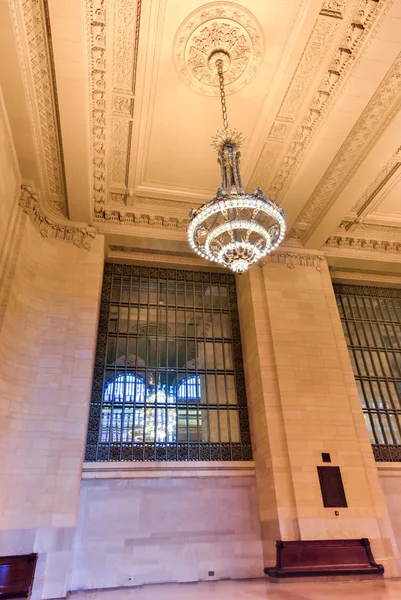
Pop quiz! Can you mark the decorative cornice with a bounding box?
[9,0,68,218]
[325,234,401,257]
[94,208,189,230]
[294,51,401,239]
[259,251,325,270]
[252,0,390,200]
[19,186,96,250]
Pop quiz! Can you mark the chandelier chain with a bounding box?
[216,59,228,130]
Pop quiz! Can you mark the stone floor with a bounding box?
[71,578,401,600]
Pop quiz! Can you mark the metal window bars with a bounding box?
[85,264,252,461]
[333,284,401,461]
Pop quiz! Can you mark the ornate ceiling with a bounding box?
[0,0,401,272]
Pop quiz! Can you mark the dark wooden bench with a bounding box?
[0,554,37,598]
[264,539,384,580]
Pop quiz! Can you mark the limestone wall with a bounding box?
[379,467,401,571]
[237,258,400,576]
[70,474,263,590]
[0,218,104,599]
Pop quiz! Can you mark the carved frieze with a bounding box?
[19,186,96,250]
[9,0,67,217]
[259,252,325,270]
[325,235,401,255]
[86,0,142,218]
[173,3,263,96]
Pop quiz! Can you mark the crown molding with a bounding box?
[19,185,96,250]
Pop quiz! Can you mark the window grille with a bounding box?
[85,264,252,461]
[334,283,401,462]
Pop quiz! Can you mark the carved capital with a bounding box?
[19,186,96,250]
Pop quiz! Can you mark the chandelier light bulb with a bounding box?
[188,52,286,273]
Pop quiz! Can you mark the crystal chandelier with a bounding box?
[188,51,286,274]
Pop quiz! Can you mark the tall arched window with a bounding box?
[87,264,251,462]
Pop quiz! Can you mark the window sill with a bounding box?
[376,462,401,476]
[82,460,255,479]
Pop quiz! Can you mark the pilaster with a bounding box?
[237,250,400,576]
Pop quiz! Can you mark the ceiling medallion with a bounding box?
[174,2,263,96]
[188,53,286,274]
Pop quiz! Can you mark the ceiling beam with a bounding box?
[48,0,91,222]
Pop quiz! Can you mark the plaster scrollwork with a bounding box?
[86,0,142,218]
[9,0,67,218]
[252,0,387,200]
[109,192,127,205]
[87,0,107,215]
[19,186,96,250]
[112,0,141,93]
[277,17,338,122]
[112,95,134,117]
[295,53,401,235]
[109,117,132,186]
[173,3,263,96]
[259,252,325,270]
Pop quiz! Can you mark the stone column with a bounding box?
[237,250,400,576]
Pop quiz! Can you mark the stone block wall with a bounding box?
[70,474,263,590]
[237,257,400,576]
[0,217,104,599]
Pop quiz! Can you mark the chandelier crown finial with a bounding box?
[188,51,286,274]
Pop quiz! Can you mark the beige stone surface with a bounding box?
[0,214,104,598]
[237,256,400,577]
[70,476,263,590]
[379,466,401,572]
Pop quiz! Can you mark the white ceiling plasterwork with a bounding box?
[173,2,263,97]
[293,51,401,239]
[19,186,96,249]
[250,0,391,202]
[8,0,68,218]
[1,0,401,274]
[86,0,142,221]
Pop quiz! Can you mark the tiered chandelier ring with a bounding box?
[188,50,286,273]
